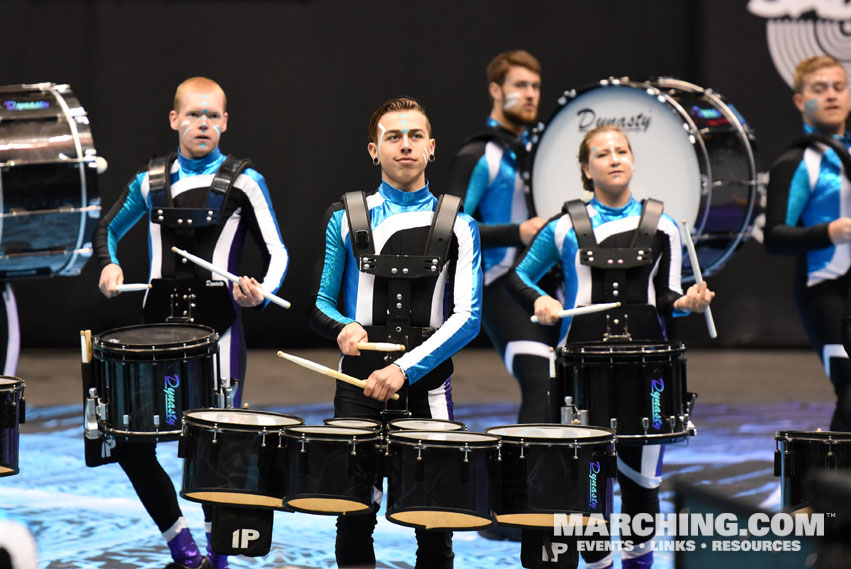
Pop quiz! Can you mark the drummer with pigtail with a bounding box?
[308,96,483,568]
[92,77,288,569]
[506,124,713,569]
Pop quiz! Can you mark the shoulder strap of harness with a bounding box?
[148,153,177,207]
[425,194,462,261]
[342,191,374,256]
[210,156,253,198]
[631,198,664,249]
[461,126,528,160]
[565,199,597,250]
[786,133,851,183]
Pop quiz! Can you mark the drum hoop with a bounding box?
[93,323,219,354]
[561,341,685,357]
[485,423,615,444]
[323,418,383,430]
[0,376,24,391]
[103,426,183,437]
[284,426,380,442]
[775,430,851,442]
[388,418,466,431]
[388,430,499,448]
[183,410,304,432]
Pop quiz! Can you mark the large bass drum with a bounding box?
[0,83,102,279]
[528,77,759,278]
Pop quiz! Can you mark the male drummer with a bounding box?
[764,56,851,431]
[93,77,288,569]
[308,96,482,568]
[445,50,559,424]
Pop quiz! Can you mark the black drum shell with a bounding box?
[486,425,616,528]
[180,409,303,509]
[0,377,24,477]
[559,342,690,444]
[93,324,219,441]
[385,431,498,531]
[775,430,851,510]
[281,426,380,516]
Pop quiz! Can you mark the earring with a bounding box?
[428,154,436,163]
[372,157,380,166]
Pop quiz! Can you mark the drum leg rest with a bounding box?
[209,505,273,557]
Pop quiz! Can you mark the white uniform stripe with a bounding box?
[162,517,189,541]
[503,340,551,373]
[484,141,504,186]
[231,175,288,289]
[427,380,451,420]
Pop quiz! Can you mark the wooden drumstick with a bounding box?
[115,283,151,293]
[171,246,291,309]
[679,220,718,339]
[356,342,406,352]
[530,302,621,324]
[276,350,400,401]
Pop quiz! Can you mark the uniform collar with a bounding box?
[590,194,637,215]
[177,147,223,172]
[378,180,432,205]
[803,123,851,146]
[486,117,530,146]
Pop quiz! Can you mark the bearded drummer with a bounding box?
[507,125,713,569]
[445,50,560,425]
[93,77,288,569]
[764,56,851,432]
[308,96,482,568]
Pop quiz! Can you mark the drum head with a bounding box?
[530,81,702,226]
[96,323,216,349]
[0,377,23,390]
[486,424,613,441]
[323,418,382,430]
[388,418,465,432]
[184,409,303,429]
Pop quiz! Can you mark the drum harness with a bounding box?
[783,133,851,183]
[342,190,460,413]
[143,154,252,333]
[564,198,665,342]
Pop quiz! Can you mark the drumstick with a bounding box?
[276,350,400,401]
[115,283,151,293]
[171,246,291,309]
[679,220,718,339]
[356,342,406,352]
[530,302,621,324]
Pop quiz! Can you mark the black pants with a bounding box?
[333,381,454,569]
[117,442,213,533]
[520,444,663,569]
[482,275,561,423]
[797,267,851,431]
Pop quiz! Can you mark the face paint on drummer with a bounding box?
[376,123,387,159]
[503,91,521,111]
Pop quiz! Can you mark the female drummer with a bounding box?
[507,125,713,569]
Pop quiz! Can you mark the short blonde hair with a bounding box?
[793,56,846,93]
[173,77,227,112]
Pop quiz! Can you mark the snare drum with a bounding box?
[485,424,616,528]
[92,323,219,441]
[0,377,25,477]
[528,77,758,278]
[282,425,381,515]
[387,418,466,432]
[385,430,499,531]
[559,342,695,444]
[0,83,102,279]
[180,409,303,508]
[775,431,851,509]
[323,417,382,432]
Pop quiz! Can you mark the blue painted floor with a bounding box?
[0,400,832,568]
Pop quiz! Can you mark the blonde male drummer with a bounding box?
[309,96,482,568]
[507,125,712,569]
[92,77,288,569]
[764,55,851,432]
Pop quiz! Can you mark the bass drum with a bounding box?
[528,77,759,278]
[0,83,102,279]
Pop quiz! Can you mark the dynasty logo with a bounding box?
[589,461,601,510]
[650,378,665,430]
[163,375,181,426]
[575,108,652,133]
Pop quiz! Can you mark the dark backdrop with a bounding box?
[0,0,824,349]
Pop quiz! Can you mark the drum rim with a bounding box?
[284,425,381,440]
[323,417,383,430]
[0,376,24,390]
[183,409,304,430]
[387,417,466,431]
[388,430,499,447]
[559,341,685,356]
[485,423,616,443]
[775,430,851,441]
[93,323,218,353]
